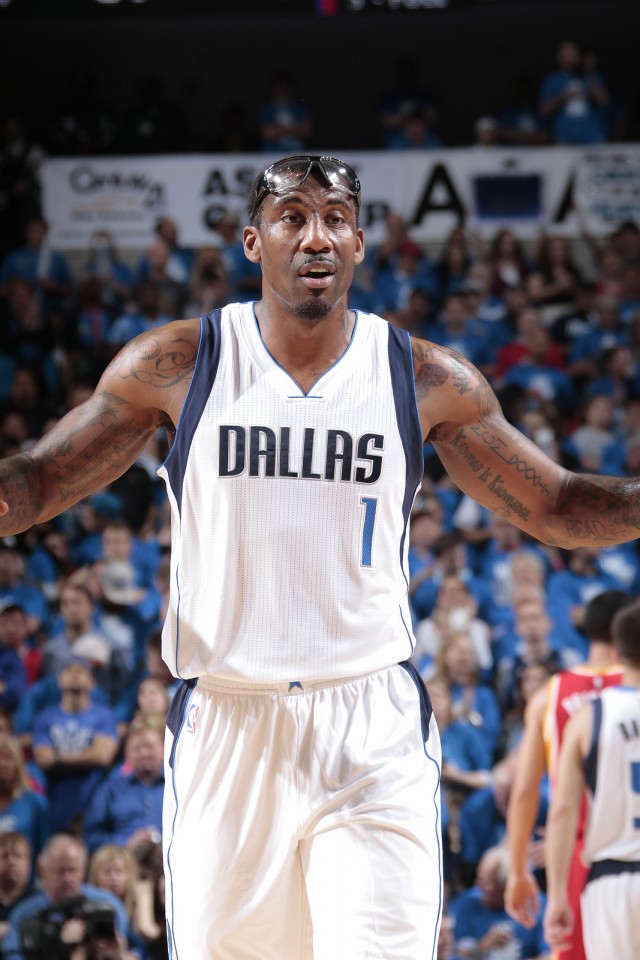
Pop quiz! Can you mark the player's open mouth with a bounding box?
[299,264,335,288]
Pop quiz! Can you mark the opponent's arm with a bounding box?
[412,339,640,548]
[543,705,591,953]
[504,684,548,927]
[0,319,199,536]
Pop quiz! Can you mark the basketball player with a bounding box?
[504,589,630,960]
[544,599,640,959]
[0,156,640,958]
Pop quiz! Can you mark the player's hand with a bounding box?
[505,870,540,928]
[544,896,574,953]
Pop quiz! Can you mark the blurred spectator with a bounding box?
[31,660,119,834]
[0,117,44,259]
[0,605,27,714]
[434,631,501,760]
[448,845,549,958]
[0,735,48,862]
[388,109,442,150]
[258,71,312,153]
[435,228,474,297]
[134,240,189,319]
[118,75,187,154]
[482,228,532,296]
[81,230,134,318]
[430,293,494,374]
[539,39,609,145]
[563,392,617,473]
[527,233,583,323]
[495,305,565,382]
[0,216,72,312]
[210,210,262,302]
[0,280,58,401]
[472,116,499,148]
[0,602,39,689]
[0,832,33,952]
[494,598,566,709]
[41,582,110,682]
[183,246,231,317]
[2,834,129,960]
[46,70,118,157]
[371,239,438,316]
[129,679,170,737]
[413,575,492,680]
[137,217,193,292]
[411,531,491,625]
[546,547,621,660]
[89,844,149,958]
[24,525,74,608]
[107,281,174,350]
[376,55,439,148]
[498,74,549,147]
[84,723,164,856]
[0,546,48,637]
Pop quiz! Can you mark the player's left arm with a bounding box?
[411,339,640,548]
[542,705,591,952]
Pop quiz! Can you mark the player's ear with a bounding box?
[354,228,365,267]
[243,226,261,264]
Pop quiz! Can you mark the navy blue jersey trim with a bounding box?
[587,858,640,883]
[164,310,223,516]
[167,678,198,765]
[584,696,602,796]
[400,660,433,743]
[387,325,424,576]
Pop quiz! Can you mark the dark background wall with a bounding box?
[2,0,639,150]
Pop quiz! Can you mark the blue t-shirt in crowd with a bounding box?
[449,886,548,958]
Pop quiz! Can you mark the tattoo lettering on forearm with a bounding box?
[565,519,608,539]
[450,429,484,473]
[0,456,41,530]
[485,473,531,520]
[115,337,197,388]
[469,422,551,496]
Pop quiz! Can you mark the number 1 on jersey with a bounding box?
[360,497,378,567]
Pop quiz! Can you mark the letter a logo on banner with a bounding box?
[412,163,465,226]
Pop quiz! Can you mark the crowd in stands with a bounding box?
[0,34,639,960]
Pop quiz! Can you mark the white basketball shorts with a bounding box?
[581,869,640,960]
[163,662,443,960]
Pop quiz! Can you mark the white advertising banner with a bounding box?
[40,146,639,250]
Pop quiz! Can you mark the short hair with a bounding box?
[612,600,640,666]
[0,831,31,857]
[583,590,634,642]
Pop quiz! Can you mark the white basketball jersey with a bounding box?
[583,686,640,865]
[157,303,424,682]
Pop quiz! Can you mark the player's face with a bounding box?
[244,176,364,321]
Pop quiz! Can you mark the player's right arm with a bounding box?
[543,704,591,954]
[504,683,549,928]
[0,318,200,536]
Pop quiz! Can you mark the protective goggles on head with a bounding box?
[249,155,361,220]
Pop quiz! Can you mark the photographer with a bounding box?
[2,835,129,960]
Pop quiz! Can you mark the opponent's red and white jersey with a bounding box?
[583,685,640,865]
[543,665,622,836]
[157,304,424,682]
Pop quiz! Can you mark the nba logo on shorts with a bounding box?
[186,703,200,734]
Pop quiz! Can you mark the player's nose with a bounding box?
[299,213,332,253]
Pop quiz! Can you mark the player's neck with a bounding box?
[622,665,640,688]
[254,300,356,389]
[585,640,619,669]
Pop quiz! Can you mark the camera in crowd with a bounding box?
[19,896,117,960]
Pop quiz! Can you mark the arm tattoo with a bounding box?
[411,340,450,399]
[0,455,40,531]
[111,336,197,388]
[556,472,640,542]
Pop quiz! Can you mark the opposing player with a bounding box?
[504,589,630,959]
[1,155,640,957]
[544,599,640,959]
